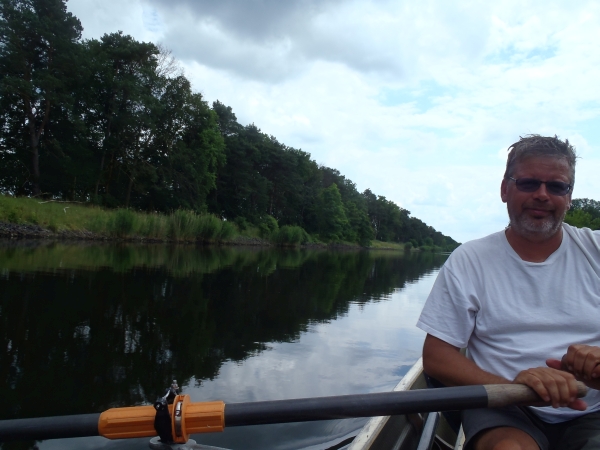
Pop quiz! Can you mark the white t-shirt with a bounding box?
[416,223,600,423]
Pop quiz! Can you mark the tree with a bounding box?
[344,200,374,246]
[152,88,225,211]
[209,122,270,221]
[0,0,82,196]
[81,32,160,205]
[316,184,349,241]
[565,198,600,230]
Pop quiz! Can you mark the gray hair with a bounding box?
[504,135,577,185]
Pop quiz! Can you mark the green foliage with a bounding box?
[0,195,238,243]
[564,210,595,229]
[0,0,83,196]
[109,209,137,238]
[272,225,310,246]
[5,206,22,224]
[316,184,349,242]
[218,220,236,241]
[167,210,195,240]
[234,216,250,231]
[258,215,279,238]
[166,210,232,242]
[196,214,222,241]
[138,214,168,239]
[344,200,374,246]
[565,198,600,230]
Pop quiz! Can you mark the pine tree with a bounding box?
[0,0,82,196]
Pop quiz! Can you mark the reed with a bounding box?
[108,209,137,238]
[196,213,222,241]
[272,225,310,246]
[217,220,236,241]
[0,195,238,243]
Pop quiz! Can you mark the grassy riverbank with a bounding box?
[0,195,322,246]
[0,195,431,250]
[0,195,238,243]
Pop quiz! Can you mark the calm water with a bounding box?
[0,242,448,450]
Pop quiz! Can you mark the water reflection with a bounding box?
[0,242,448,450]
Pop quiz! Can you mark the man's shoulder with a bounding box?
[444,230,507,271]
[563,223,600,253]
[563,222,600,239]
[450,230,506,258]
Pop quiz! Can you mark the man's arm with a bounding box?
[422,334,508,386]
[423,334,586,410]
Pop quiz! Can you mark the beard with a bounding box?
[507,203,567,241]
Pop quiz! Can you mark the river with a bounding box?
[0,242,449,450]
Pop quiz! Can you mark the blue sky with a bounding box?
[68,0,600,243]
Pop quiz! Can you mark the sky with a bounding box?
[67,0,600,243]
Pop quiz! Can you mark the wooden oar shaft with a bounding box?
[485,382,588,408]
[0,382,587,442]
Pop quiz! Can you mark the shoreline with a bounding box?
[0,221,409,251]
[0,221,274,246]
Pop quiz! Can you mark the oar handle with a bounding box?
[485,381,588,408]
[0,382,588,442]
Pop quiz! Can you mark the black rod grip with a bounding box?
[0,413,101,442]
[224,385,489,426]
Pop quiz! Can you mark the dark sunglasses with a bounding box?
[507,177,572,196]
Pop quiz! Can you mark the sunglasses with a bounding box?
[507,177,572,196]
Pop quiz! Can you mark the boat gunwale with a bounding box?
[347,358,424,450]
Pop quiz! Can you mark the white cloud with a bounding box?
[68,0,600,242]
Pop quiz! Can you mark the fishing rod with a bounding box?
[0,381,587,443]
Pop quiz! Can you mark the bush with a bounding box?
[258,215,279,238]
[139,213,168,239]
[218,220,236,241]
[6,208,22,224]
[109,209,136,238]
[196,214,221,241]
[272,225,309,246]
[234,216,250,231]
[26,211,39,225]
[168,210,199,240]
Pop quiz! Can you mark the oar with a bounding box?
[0,382,587,443]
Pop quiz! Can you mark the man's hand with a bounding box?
[546,344,600,391]
[513,367,587,410]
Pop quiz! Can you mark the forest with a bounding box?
[565,198,600,230]
[0,0,459,249]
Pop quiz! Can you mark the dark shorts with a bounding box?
[462,407,600,450]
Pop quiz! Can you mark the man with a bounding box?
[417,135,600,450]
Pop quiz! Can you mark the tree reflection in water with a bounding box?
[0,243,448,449]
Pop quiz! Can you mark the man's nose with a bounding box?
[532,183,550,199]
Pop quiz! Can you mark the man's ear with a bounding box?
[500,178,508,203]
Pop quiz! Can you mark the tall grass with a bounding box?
[272,225,310,246]
[0,194,238,243]
[138,213,168,239]
[109,209,137,238]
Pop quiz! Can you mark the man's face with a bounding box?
[500,156,572,241]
